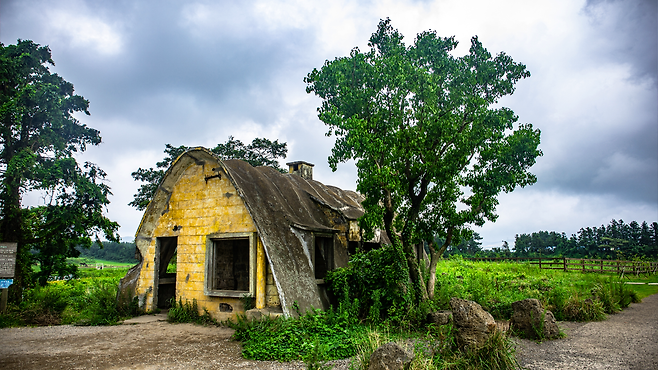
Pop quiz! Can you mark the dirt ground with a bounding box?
[1,294,656,370]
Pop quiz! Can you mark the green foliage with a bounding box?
[325,243,416,324]
[167,298,218,326]
[0,267,136,327]
[229,309,364,362]
[306,18,541,300]
[129,137,288,210]
[0,40,119,295]
[432,257,642,322]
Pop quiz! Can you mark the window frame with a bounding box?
[204,232,257,297]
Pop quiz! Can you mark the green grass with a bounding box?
[167,298,218,326]
[68,257,138,268]
[433,257,644,321]
[0,267,139,328]
[230,310,519,370]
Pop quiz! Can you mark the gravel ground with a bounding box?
[515,292,658,370]
[1,294,656,370]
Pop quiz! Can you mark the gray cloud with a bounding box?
[2,0,656,242]
[584,0,658,85]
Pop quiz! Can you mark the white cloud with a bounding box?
[46,8,123,56]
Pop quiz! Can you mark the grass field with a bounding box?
[67,257,138,268]
[432,257,653,321]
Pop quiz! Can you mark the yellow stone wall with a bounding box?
[134,162,276,318]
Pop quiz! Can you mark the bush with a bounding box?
[230,308,363,362]
[0,267,134,328]
[325,243,417,325]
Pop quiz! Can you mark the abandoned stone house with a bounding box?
[118,147,386,319]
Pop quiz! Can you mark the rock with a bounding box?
[368,342,412,370]
[450,297,497,351]
[510,298,560,340]
[427,310,452,325]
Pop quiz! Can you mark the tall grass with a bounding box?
[0,267,139,328]
[433,256,642,322]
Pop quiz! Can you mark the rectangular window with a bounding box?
[314,234,334,280]
[205,232,256,297]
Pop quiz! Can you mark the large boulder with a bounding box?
[368,342,412,370]
[449,297,497,351]
[427,310,452,326]
[510,298,560,340]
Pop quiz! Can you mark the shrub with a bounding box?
[229,308,363,362]
[0,267,134,328]
[325,243,415,324]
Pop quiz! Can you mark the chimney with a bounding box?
[287,161,314,180]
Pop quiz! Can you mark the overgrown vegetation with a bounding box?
[0,267,138,328]
[229,247,649,369]
[432,256,641,322]
[230,307,520,369]
[167,298,217,326]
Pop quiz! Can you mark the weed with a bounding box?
[240,294,256,311]
[167,298,218,326]
[229,308,363,362]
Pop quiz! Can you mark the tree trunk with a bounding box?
[381,190,428,302]
[427,228,453,300]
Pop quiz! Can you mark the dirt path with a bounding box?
[0,317,310,370]
[515,293,658,369]
[1,295,656,369]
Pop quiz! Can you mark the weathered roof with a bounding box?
[219,158,365,316]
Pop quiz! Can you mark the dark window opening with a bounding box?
[314,236,334,280]
[212,238,250,291]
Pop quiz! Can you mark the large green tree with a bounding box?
[0,40,118,291]
[130,137,287,210]
[305,19,542,300]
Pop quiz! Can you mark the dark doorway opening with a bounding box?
[156,237,177,309]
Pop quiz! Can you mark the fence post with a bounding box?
[601,259,603,273]
[563,257,566,272]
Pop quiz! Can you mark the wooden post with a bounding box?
[563,257,567,272]
[601,259,603,273]
[0,288,7,313]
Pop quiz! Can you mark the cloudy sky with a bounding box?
[2,0,656,248]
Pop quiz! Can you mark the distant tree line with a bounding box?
[513,219,658,259]
[76,241,137,263]
[440,219,658,260]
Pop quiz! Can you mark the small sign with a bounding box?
[0,243,18,278]
[0,279,13,289]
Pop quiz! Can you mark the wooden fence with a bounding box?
[465,257,658,276]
